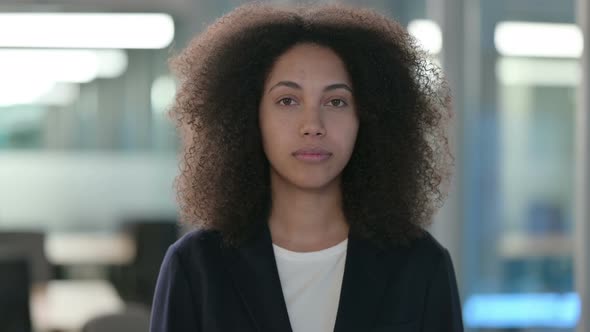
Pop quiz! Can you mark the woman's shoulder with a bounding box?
[406,230,457,278]
[381,229,454,271]
[407,230,449,257]
[165,228,225,267]
[175,227,223,247]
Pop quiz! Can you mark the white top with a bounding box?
[272,239,348,332]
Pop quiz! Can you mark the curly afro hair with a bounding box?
[170,2,453,248]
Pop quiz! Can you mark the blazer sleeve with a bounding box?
[150,244,200,332]
[420,249,464,332]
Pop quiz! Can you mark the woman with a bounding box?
[151,2,462,332]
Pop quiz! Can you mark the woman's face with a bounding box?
[259,43,359,191]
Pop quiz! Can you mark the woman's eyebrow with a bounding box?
[268,81,301,93]
[324,83,353,93]
[267,80,353,93]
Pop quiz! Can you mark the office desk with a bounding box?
[31,280,125,332]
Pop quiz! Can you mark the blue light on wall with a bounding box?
[463,292,580,328]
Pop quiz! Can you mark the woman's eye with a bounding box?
[278,97,297,106]
[327,99,347,107]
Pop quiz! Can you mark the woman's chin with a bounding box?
[286,174,341,192]
[269,167,341,192]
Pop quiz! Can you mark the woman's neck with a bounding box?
[267,173,349,252]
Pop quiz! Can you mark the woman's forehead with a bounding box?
[264,43,352,88]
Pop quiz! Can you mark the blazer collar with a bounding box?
[333,230,406,332]
[222,223,406,332]
[222,223,292,332]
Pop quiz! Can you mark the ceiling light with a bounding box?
[0,49,127,83]
[151,76,177,114]
[408,19,442,54]
[0,79,56,107]
[0,13,174,49]
[495,22,583,58]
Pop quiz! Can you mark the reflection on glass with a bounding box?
[465,53,578,330]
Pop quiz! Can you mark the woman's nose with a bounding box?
[299,108,326,137]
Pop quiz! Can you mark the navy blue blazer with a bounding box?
[150,223,463,332]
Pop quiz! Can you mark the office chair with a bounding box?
[0,231,52,282]
[81,303,150,332]
[111,219,179,306]
[0,258,32,332]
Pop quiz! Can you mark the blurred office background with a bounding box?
[0,0,588,331]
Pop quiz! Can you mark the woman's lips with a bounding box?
[292,148,332,163]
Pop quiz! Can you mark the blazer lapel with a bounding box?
[333,232,407,332]
[222,223,293,332]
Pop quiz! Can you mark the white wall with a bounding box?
[0,151,178,230]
